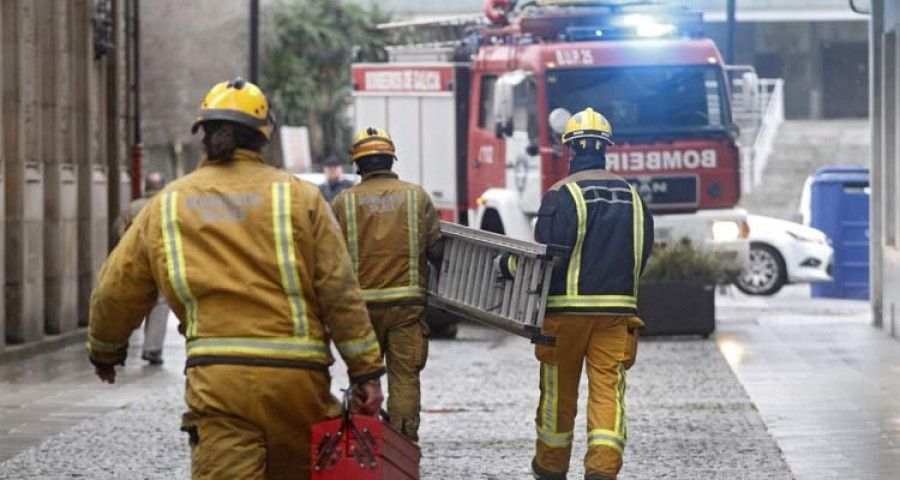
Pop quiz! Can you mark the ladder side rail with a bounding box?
[428,295,535,339]
[438,221,550,258]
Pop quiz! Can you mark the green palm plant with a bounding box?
[262,0,390,162]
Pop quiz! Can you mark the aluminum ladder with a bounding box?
[428,222,567,345]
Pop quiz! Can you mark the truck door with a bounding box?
[496,72,542,214]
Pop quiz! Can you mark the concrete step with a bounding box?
[739,120,871,220]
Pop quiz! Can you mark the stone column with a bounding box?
[3,0,46,345]
[0,3,5,351]
[74,0,109,327]
[44,0,80,335]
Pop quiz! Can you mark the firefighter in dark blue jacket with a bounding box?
[530,108,654,480]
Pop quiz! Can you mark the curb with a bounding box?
[0,329,87,364]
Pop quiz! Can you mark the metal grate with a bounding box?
[428,222,568,345]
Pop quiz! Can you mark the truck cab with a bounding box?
[470,7,750,271]
[352,2,753,273]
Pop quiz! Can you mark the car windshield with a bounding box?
[546,66,730,138]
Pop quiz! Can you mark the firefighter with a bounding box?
[87,78,385,480]
[332,127,443,443]
[531,108,654,480]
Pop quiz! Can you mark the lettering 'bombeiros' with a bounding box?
[606,149,718,172]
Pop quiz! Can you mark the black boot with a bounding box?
[141,351,164,365]
[532,458,567,480]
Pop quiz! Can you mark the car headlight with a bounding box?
[786,230,827,245]
[712,221,742,242]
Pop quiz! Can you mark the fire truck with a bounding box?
[351,0,754,271]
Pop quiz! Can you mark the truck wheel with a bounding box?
[426,306,460,340]
[736,243,786,296]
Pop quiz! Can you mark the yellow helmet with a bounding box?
[561,108,614,146]
[191,78,275,139]
[350,127,396,161]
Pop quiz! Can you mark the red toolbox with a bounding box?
[311,409,420,479]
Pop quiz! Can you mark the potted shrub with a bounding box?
[638,239,734,338]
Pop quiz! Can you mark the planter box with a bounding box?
[637,282,716,337]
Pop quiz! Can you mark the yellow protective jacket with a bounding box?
[88,150,385,383]
[332,171,442,307]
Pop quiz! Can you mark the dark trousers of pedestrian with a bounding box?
[142,297,169,361]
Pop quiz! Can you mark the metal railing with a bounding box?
[731,77,785,193]
[428,222,567,345]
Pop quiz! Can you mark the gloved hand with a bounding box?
[353,380,384,416]
[95,364,117,384]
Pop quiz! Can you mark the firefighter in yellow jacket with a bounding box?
[87,78,385,480]
[531,109,654,480]
[332,127,442,442]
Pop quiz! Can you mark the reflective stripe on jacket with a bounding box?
[536,169,654,315]
[332,171,442,307]
[88,149,385,383]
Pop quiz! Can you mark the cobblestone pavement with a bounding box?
[0,316,791,479]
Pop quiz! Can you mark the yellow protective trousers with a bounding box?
[369,305,429,442]
[182,364,341,480]
[532,314,643,480]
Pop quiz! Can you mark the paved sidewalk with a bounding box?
[1,318,790,479]
[717,286,900,480]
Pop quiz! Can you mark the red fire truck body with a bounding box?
[351,2,750,270]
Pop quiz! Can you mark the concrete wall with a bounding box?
[872,0,900,338]
[707,21,869,119]
[1,0,132,349]
[140,0,249,180]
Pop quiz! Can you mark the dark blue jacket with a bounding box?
[535,158,654,315]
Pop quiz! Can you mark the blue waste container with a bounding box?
[810,166,869,300]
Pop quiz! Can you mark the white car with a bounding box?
[736,215,833,296]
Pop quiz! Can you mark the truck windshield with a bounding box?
[546,66,730,139]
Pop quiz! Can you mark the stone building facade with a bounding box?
[1,0,134,350]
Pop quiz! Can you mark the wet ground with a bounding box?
[717,286,900,480]
[0,285,895,479]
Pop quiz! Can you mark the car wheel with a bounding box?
[736,243,787,296]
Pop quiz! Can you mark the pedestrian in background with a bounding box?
[113,172,170,365]
[87,78,385,480]
[333,127,443,443]
[318,154,354,202]
[530,108,654,480]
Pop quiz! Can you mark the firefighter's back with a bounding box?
[335,172,432,305]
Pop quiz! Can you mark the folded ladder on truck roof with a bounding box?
[428,222,568,346]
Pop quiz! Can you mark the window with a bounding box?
[512,78,539,142]
[546,66,730,139]
[479,75,498,130]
